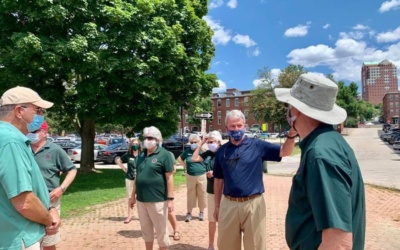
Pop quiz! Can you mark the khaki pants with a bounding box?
[217,195,266,250]
[186,174,207,212]
[137,201,169,247]
[42,199,61,247]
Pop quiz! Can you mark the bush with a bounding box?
[345,117,358,128]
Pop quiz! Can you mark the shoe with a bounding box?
[185,213,192,222]
[199,212,204,221]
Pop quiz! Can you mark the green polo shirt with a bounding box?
[0,122,50,249]
[120,153,137,180]
[136,146,174,202]
[33,141,76,191]
[180,148,206,176]
[200,150,216,194]
[285,124,366,250]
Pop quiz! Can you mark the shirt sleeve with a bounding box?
[260,140,282,162]
[180,149,188,161]
[56,146,76,172]
[120,153,129,163]
[163,150,174,173]
[0,143,33,198]
[213,146,224,179]
[306,157,353,232]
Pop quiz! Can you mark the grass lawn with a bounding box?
[61,168,187,218]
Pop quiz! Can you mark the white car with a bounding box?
[393,141,400,151]
[68,144,107,162]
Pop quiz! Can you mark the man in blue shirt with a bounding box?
[0,86,60,250]
[213,109,296,250]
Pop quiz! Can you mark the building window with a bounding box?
[244,109,249,119]
[209,125,213,131]
[226,99,230,107]
[217,99,221,108]
[235,98,239,107]
[244,97,249,106]
[218,118,221,125]
[217,111,221,117]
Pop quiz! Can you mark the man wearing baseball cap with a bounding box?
[0,86,60,250]
[274,73,366,250]
[30,121,77,250]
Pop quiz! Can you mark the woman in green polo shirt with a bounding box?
[116,138,142,224]
[177,134,207,222]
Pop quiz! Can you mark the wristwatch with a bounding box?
[167,197,174,201]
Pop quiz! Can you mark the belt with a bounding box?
[224,194,261,202]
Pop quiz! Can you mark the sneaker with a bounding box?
[199,212,204,221]
[185,213,192,222]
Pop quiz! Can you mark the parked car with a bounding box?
[54,141,80,153]
[96,143,129,164]
[244,131,256,138]
[54,137,73,143]
[162,139,191,159]
[269,132,279,138]
[382,123,391,133]
[68,144,108,162]
[107,137,128,145]
[393,141,400,151]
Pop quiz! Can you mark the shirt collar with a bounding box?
[299,123,335,150]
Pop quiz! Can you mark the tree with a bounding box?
[0,0,217,172]
[249,65,307,131]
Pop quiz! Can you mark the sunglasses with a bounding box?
[144,136,156,140]
[190,141,199,144]
[21,105,46,114]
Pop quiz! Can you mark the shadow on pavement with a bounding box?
[102,216,139,222]
[117,230,142,238]
[170,244,207,250]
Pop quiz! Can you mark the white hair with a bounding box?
[189,133,200,142]
[225,109,245,124]
[143,126,163,141]
[207,131,222,143]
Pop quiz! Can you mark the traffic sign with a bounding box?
[194,112,213,119]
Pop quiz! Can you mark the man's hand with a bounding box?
[45,208,61,235]
[49,188,63,202]
[130,197,136,208]
[206,171,213,178]
[214,206,219,222]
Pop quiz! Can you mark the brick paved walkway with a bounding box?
[57,175,400,250]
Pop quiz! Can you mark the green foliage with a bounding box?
[344,117,358,128]
[249,65,307,127]
[0,0,217,171]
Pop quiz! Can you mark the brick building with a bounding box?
[361,59,398,105]
[182,88,278,133]
[382,92,400,125]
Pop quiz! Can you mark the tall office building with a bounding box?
[361,59,398,105]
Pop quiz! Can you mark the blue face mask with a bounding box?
[26,115,45,132]
[227,129,245,141]
[27,132,40,144]
[190,144,198,150]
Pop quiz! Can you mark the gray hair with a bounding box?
[143,126,163,141]
[225,109,246,125]
[189,133,200,142]
[0,104,16,119]
[207,131,222,143]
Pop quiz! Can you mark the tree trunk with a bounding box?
[79,119,96,173]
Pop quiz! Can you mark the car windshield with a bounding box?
[105,143,122,150]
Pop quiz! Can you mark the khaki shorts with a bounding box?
[207,193,215,222]
[125,178,135,199]
[42,199,61,247]
[137,201,169,247]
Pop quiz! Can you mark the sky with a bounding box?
[206,0,400,93]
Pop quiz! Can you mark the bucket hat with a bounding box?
[274,73,347,125]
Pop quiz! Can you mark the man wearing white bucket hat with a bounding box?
[274,73,366,250]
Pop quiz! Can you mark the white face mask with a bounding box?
[144,139,157,149]
[190,144,198,150]
[27,133,40,144]
[207,143,219,152]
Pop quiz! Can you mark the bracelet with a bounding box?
[167,197,174,201]
[48,206,56,211]
[287,135,297,139]
[60,185,66,193]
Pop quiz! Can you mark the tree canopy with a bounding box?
[0,0,217,172]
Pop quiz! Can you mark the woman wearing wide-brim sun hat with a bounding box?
[274,73,366,250]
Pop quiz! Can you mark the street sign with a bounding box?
[194,112,213,119]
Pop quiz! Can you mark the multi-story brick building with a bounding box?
[182,88,278,133]
[382,92,400,124]
[361,59,398,105]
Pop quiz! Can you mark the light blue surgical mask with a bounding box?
[23,114,45,132]
[190,144,198,150]
[27,132,40,144]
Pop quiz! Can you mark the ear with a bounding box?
[14,105,24,119]
[290,106,301,116]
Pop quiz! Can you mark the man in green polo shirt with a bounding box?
[275,73,366,250]
[0,86,60,250]
[130,126,174,250]
[30,121,77,250]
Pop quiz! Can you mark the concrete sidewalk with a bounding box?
[57,174,400,250]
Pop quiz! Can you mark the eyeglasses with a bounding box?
[21,105,46,115]
[223,146,241,171]
[143,136,156,140]
[190,141,199,144]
